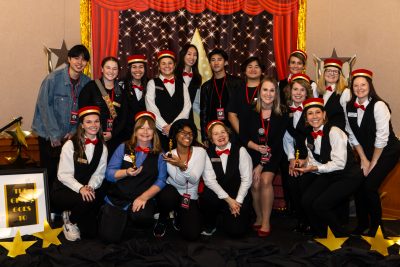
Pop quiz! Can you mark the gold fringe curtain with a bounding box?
[80,0,92,77]
[297,0,306,52]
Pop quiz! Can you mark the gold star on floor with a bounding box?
[362,226,395,256]
[50,40,69,68]
[314,227,348,251]
[32,220,63,248]
[0,230,36,258]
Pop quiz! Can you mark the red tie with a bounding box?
[216,148,230,156]
[163,78,175,84]
[135,146,150,154]
[290,106,303,112]
[311,130,324,139]
[183,72,193,78]
[85,138,98,145]
[354,102,366,111]
[132,84,144,91]
[326,86,333,92]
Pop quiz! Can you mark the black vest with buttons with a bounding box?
[287,112,309,159]
[323,92,346,130]
[154,78,184,124]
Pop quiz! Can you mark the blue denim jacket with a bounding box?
[32,66,90,142]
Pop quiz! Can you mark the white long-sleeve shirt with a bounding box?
[57,140,108,193]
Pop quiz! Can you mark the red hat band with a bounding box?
[127,54,147,64]
[324,58,343,70]
[78,106,100,118]
[303,98,324,110]
[134,111,156,122]
[351,69,373,80]
[290,73,311,84]
[290,49,307,60]
[206,120,225,133]
[157,50,176,61]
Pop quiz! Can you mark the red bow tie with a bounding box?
[132,84,144,91]
[85,138,98,145]
[183,72,193,78]
[216,148,230,156]
[135,146,150,154]
[326,86,333,92]
[290,106,303,112]
[163,78,175,84]
[311,130,324,139]
[354,102,366,111]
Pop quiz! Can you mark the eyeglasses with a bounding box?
[325,69,340,75]
[179,130,193,137]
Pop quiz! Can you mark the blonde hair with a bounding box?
[207,122,232,142]
[255,76,282,115]
[126,117,162,154]
[317,68,348,95]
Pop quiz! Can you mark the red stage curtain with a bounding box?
[92,0,298,79]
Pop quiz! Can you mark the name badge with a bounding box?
[216,108,225,120]
[155,86,164,91]
[347,112,357,118]
[211,158,222,162]
[113,101,121,108]
[123,154,133,163]
[77,158,88,164]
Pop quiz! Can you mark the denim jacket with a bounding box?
[32,66,90,142]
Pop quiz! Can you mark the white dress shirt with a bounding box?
[202,143,253,204]
[283,103,303,159]
[57,139,108,193]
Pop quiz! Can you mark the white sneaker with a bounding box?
[63,222,81,241]
[62,211,71,225]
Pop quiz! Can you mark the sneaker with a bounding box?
[153,220,167,238]
[201,227,216,236]
[62,210,71,225]
[63,222,81,241]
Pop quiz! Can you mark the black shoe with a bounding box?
[351,226,369,236]
[153,220,167,238]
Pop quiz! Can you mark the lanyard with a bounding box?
[213,76,227,108]
[246,84,259,104]
[260,112,271,144]
[68,68,80,108]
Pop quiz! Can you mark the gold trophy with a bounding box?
[167,139,173,158]
[295,149,300,168]
[130,151,137,170]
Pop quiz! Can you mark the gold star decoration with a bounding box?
[362,226,395,256]
[0,230,36,258]
[50,40,69,68]
[32,220,63,248]
[314,227,348,251]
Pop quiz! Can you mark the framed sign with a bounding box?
[0,169,49,239]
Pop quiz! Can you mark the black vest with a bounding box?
[154,78,184,123]
[306,124,355,171]
[206,144,242,197]
[323,92,346,131]
[346,98,399,159]
[287,112,309,159]
[107,146,159,208]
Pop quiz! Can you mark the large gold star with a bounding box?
[362,226,395,256]
[32,220,63,248]
[0,230,36,258]
[314,227,348,251]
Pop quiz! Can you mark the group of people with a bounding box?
[32,44,400,243]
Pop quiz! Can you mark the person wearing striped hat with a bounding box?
[346,69,400,236]
[51,106,108,241]
[316,58,351,130]
[294,98,363,238]
[120,54,148,140]
[145,50,192,152]
[99,111,167,243]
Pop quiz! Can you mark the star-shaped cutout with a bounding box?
[32,220,63,248]
[362,226,395,256]
[0,230,36,258]
[50,40,69,68]
[320,48,352,63]
[314,227,348,251]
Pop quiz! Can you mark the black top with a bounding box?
[226,81,256,118]
[323,92,346,131]
[154,78,184,124]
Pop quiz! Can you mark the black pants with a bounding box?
[301,167,363,237]
[98,200,156,243]
[288,172,315,225]
[51,185,103,238]
[355,152,400,234]
[38,136,61,196]
[157,184,202,241]
[200,187,250,237]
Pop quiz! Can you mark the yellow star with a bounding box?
[32,220,63,248]
[362,226,395,256]
[314,227,348,251]
[0,230,36,258]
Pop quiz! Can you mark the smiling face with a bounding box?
[324,67,340,85]
[210,124,229,148]
[352,77,370,103]
[68,55,88,76]
[306,107,326,130]
[135,120,154,145]
[245,60,262,80]
[176,126,193,148]
[184,47,198,68]
[291,82,307,105]
[101,60,119,82]
[82,114,100,139]
[260,81,276,106]
[130,63,145,82]
[159,57,175,78]
[288,56,305,75]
